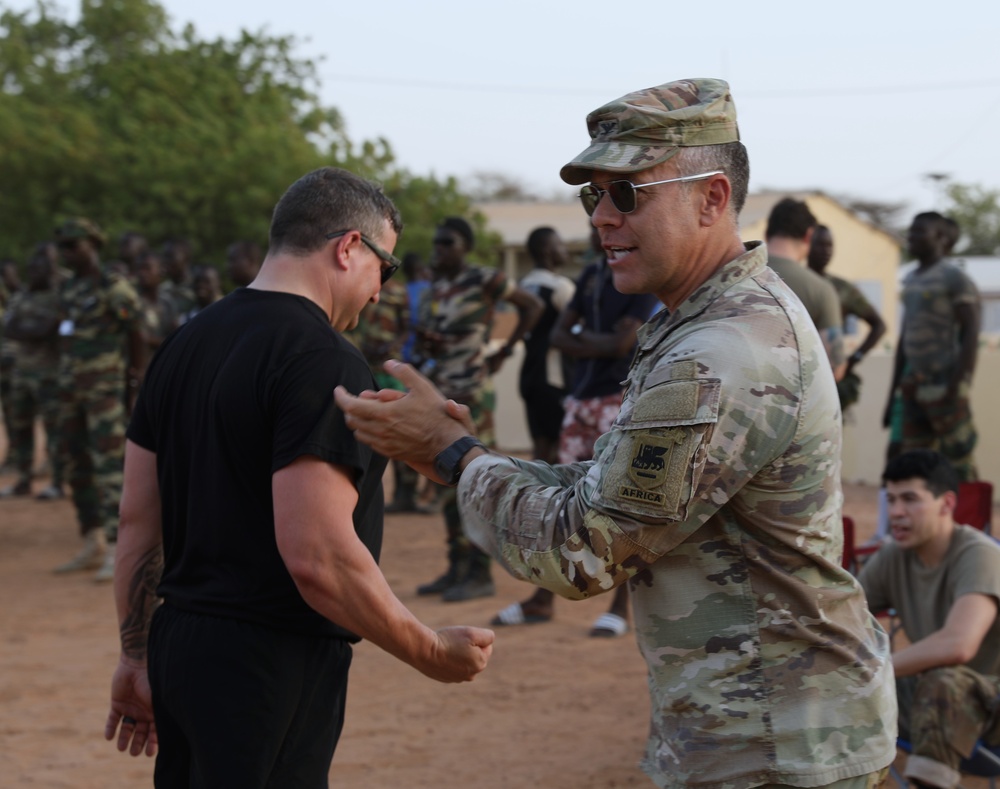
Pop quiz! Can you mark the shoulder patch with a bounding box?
[596,377,719,521]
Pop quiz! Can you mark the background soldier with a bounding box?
[0,258,21,465]
[160,237,196,317]
[765,198,847,381]
[134,251,178,389]
[807,225,886,411]
[885,212,980,481]
[53,218,143,582]
[225,240,262,290]
[414,217,542,602]
[0,243,65,499]
[344,274,420,512]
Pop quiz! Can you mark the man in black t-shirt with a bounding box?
[104,167,493,787]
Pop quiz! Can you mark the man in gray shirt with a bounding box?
[766,197,846,381]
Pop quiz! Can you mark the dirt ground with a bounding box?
[0,462,907,788]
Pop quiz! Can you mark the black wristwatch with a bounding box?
[434,436,487,486]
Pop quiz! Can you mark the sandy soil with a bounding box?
[0,468,913,788]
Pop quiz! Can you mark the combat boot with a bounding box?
[416,554,469,596]
[53,529,106,574]
[93,543,116,583]
[442,563,495,603]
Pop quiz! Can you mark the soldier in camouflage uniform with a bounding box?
[885,212,980,481]
[861,450,1000,789]
[344,275,422,512]
[807,225,887,411]
[134,251,178,386]
[0,259,20,466]
[225,240,262,290]
[412,217,542,602]
[53,218,144,582]
[160,237,197,317]
[336,78,896,789]
[0,243,65,499]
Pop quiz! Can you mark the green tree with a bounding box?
[0,0,500,269]
[944,182,1000,256]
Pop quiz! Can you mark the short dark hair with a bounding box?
[883,449,960,498]
[526,226,556,263]
[765,197,817,241]
[269,167,403,256]
[439,216,474,251]
[227,240,262,264]
[913,210,947,225]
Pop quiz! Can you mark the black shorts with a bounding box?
[519,383,566,441]
[148,603,353,789]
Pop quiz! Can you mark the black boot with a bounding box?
[416,553,468,596]
[442,561,495,603]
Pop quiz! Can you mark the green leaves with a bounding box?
[944,182,1000,256]
[0,0,499,270]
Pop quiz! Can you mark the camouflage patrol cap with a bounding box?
[54,217,106,250]
[560,78,740,185]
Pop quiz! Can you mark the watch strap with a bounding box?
[434,436,487,486]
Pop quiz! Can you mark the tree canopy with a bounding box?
[0,0,498,268]
[944,182,1000,257]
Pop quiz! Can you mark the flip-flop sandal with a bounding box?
[490,602,551,626]
[589,612,629,638]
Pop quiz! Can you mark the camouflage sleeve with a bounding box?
[488,268,516,303]
[459,449,660,598]
[948,266,980,307]
[108,277,143,330]
[460,326,806,600]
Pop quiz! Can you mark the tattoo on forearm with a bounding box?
[120,545,164,661]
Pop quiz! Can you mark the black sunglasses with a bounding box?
[578,170,724,216]
[432,236,456,247]
[325,230,400,284]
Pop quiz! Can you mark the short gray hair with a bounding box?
[674,142,750,218]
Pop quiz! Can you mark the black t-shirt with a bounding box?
[567,261,659,399]
[128,288,386,640]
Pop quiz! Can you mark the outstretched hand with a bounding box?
[334,360,476,476]
[105,655,157,757]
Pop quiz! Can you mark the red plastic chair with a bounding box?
[955,480,994,534]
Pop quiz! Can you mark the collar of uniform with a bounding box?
[637,240,767,351]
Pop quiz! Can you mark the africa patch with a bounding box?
[619,430,687,506]
[602,426,699,519]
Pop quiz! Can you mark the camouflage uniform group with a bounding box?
[0,219,231,582]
